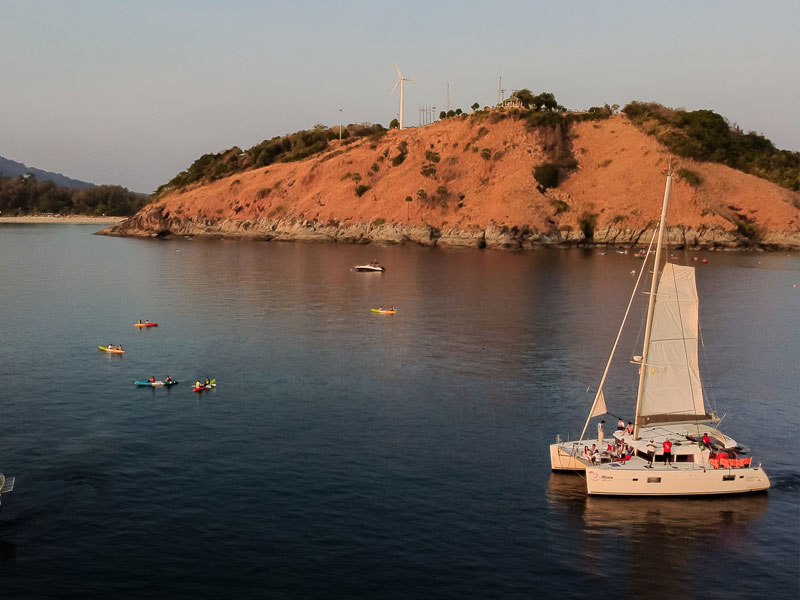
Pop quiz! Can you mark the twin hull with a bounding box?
[549,442,770,496]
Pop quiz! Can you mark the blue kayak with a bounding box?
[135,380,179,387]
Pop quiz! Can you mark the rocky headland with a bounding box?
[100,114,800,250]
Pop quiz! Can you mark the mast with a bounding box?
[633,171,673,440]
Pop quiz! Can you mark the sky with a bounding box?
[1,0,798,193]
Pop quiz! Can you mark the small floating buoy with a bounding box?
[693,256,699,261]
[702,259,708,264]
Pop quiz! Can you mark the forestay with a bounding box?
[638,263,712,425]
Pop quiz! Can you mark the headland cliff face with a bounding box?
[100,115,800,250]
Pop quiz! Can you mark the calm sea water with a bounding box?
[0,224,797,599]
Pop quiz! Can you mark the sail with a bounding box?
[590,389,608,418]
[638,263,712,425]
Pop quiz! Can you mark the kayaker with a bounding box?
[165,376,173,383]
[195,380,202,388]
[145,319,151,324]
[204,377,211,386]
[149,376,156,383]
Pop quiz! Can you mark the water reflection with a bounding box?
[547,473,768,597]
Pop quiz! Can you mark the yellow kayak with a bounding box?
[371,308,397,314]
[99,345,125,354]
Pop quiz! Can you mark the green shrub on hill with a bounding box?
[623,102,799,191]
[534,163,560,190]
[156,123,387,196]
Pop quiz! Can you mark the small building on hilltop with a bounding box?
[500,94,525,109]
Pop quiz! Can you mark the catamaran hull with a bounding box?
[549,442,587,471]
[585,466,770,496]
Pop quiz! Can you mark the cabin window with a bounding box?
[675,454,695,463]
[647,477,662,483]
[722,474,735,481]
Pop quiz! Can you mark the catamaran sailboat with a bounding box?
[549,170,770,495]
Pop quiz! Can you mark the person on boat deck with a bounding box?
[597,420,605,446]
[625,421,634,435]
[590,444,601,464]
[663,439,673,465]
[582,446,592,460]
[149,376,156,383]
[701,433,713,450]
[617,418,625,431]
[646,440,657,467]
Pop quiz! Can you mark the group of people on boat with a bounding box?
[194,377,213,388]
[582,437,635,464]
[136,319,152,324]
[147,375,173,384]
[106,343,123,351]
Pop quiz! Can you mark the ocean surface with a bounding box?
[0,224,797,599]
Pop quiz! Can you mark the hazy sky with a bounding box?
[2,0,798,193]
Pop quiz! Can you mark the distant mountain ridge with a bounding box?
[0,156,94,189]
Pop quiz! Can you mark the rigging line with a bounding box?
[578,229,658,442]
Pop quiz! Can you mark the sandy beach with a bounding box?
[0,215,126,224]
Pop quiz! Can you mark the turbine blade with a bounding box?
[390,80,400,94]
[395,64,402,78]
[405,78,416,82]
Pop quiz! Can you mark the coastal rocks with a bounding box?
[760,231,800,250]
[438,227,486,248]
[98,211,799,251]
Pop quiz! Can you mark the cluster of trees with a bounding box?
[0,175,146,216]
[623,102,799,191]
[157,123,387,196]
[511,89,565,112]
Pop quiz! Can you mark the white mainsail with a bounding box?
[638,263,712,425]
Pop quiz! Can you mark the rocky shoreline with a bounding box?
[97,205,800,251]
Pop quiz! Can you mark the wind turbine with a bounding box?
[390,64,415,130]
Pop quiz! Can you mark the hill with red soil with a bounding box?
[101,114,800,250]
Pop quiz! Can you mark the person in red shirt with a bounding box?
[663,439,673,465]
[701,433,712,449]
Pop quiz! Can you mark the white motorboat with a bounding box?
[549,169,770,496]
[0,472,15,509]
[354,262,385,272]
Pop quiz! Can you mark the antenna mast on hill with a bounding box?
[391,64,415,130]
[497,76,502,105]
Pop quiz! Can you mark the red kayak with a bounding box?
[193,381,216,392]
